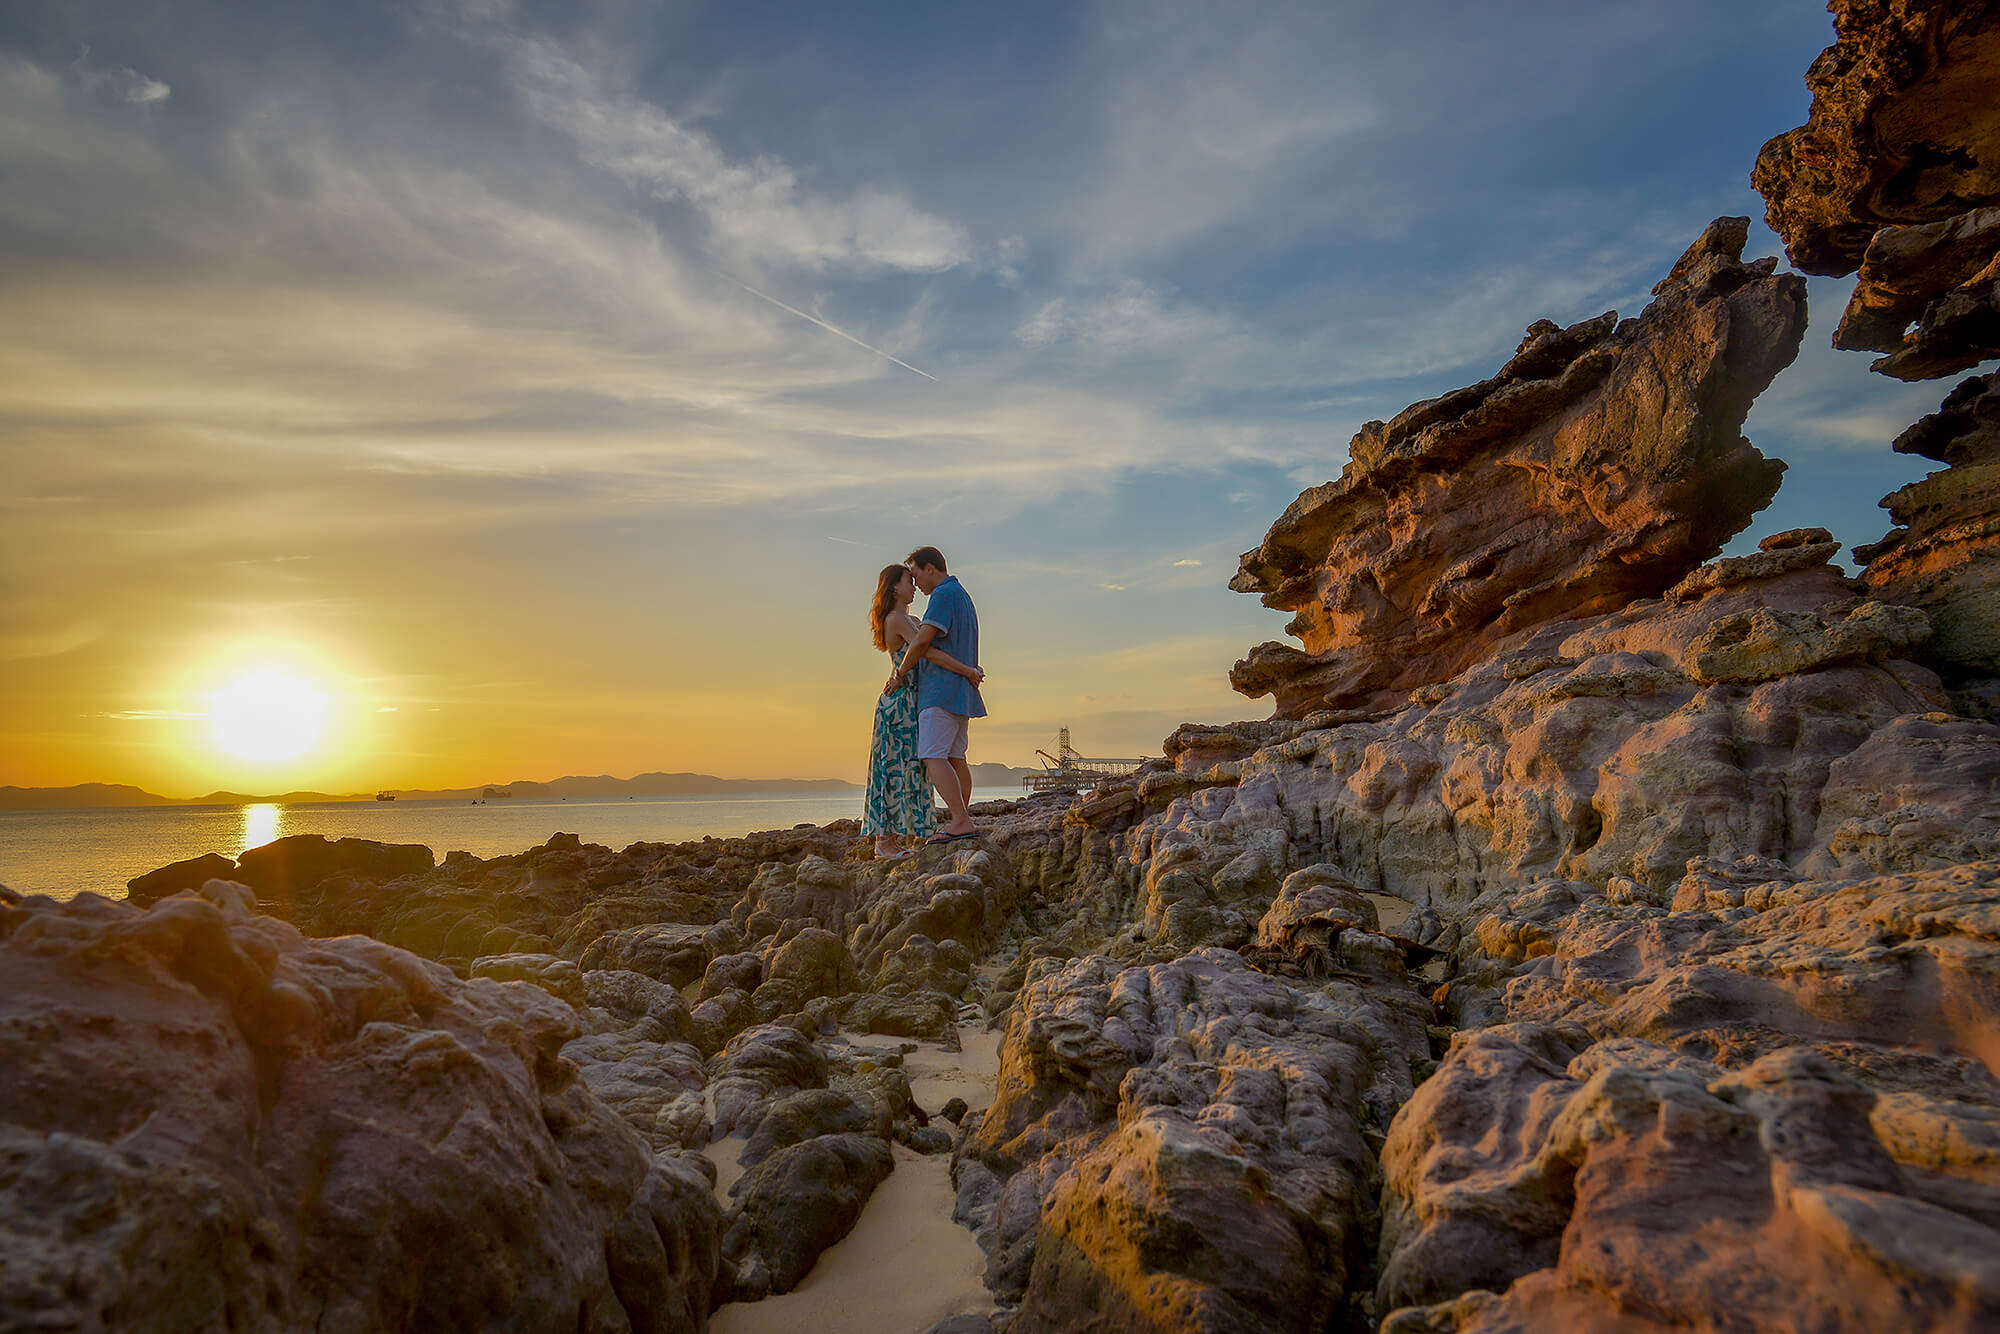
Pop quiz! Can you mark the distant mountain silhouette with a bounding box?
[0,764,1037,810]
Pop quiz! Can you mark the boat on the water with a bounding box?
[375,791,395,801]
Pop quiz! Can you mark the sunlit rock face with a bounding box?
[1230,218,1806,718]
[0,878,721,1334]
[1752,0,2000,691]
[1752,0,2000,291]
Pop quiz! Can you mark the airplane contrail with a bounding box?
[723,275,939,382]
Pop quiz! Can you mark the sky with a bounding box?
[0,0,1961,795]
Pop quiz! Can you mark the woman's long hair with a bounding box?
[869,564,906,652]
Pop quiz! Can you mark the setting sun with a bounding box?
[209,670,332,766]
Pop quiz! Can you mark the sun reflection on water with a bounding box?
[239,803,283,855]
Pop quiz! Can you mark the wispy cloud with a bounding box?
[74,51,170,106]
[725,275,937,381]
[479,15,972,277]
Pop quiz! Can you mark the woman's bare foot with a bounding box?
[874,838,910,859]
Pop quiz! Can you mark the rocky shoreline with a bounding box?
[7,4,2000,1331]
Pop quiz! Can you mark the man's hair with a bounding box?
[906,546,947,574]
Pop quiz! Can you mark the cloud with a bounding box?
[101,709,207,720]
[1173,559,1202,567]
[487,23,972,276]
[1100,583,1126,591]
[74,52,170,105]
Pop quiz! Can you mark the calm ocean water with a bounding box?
[0,788,1021,902]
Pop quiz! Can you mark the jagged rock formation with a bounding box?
[1855,370,2000,678]
[1753,0,2000,686]
[0,878,719,1333]
[1195,540,1999,913]
[1752,0,2000,342]
[1230,218,1806,717]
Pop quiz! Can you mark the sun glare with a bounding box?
[210,669,331,765]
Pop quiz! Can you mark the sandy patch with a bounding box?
[1365,892,1413,934]
[706,1024,1004,1334]
[905,1024,1002,1114]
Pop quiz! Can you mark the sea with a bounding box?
[0,788,1023,903]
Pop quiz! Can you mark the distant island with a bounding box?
[0,764,1037,810]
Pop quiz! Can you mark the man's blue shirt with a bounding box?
[917,576,986,718]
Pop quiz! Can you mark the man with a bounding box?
[884,545,984,840]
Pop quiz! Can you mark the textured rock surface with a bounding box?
[1856,370,2000,677]
[1185,557,2000,914]
[1752,0,2000,278]
[959,947,1429,1331]
[720,1132,895,1301]
[1833,204,2000,380]
[0,879,720,1333]
[1378,862,2000,1332]
[1230,219,1806,716]
[1754,1,2000,694]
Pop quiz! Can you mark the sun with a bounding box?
[209,669,332,765]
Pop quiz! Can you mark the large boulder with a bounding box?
[719,1133,895,1301]
[125,851,238,908]
[1144,555,1998,917]
[1230,218,1806,716]
[0,880,719,1332]
[229,834,434,912]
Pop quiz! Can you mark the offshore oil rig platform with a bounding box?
[1022,728,1154,793]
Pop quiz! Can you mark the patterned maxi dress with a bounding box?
[863,642,936,839]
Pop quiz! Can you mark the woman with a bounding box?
[864,563,981,859]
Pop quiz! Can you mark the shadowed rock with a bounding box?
[0,879,719,1332]
[1752,2,2000,693]
[1231,218,1806,717]
[229,833,434,916]
[1856,370,2000,677]
[720,1133,895,1301]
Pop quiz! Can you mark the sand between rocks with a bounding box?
[708,1025,1003,1334]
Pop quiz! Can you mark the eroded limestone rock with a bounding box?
[961,947,1430,1329]
[1231,219,1806,716]
[0,881,720,1333]
[1857,370,2000,677]
[1753,0,2000,277]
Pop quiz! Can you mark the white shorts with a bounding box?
[916,707,970,760]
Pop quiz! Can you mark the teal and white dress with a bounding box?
[863,641,936,839]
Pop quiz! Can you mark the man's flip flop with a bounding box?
[925,830,980,844]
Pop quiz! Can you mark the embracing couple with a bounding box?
[863,546,985,860]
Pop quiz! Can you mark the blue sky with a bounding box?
[0,0,1958,790]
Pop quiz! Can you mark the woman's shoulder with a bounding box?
[885,608,918,646]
